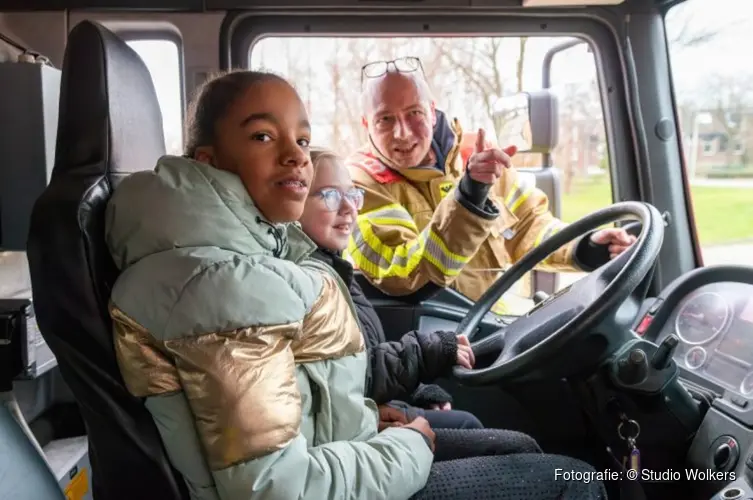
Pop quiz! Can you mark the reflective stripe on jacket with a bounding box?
[345,111,580,314]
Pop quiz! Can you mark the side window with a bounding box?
[249,36,612,314]
[666,1,753,266]
[126,39,184,155]
[548,42,611,293]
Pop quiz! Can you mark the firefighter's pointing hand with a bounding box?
[466,128,517,185]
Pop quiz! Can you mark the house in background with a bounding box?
[680,106,753,178]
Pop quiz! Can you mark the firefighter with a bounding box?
[345,57,635,314]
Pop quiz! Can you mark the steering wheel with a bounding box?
[453,201,664,385]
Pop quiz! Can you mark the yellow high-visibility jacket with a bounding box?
[344,111,583,314]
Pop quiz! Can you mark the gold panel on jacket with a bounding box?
[294,273,365,362]
[165,329,302,470]
[110,271,366,470]
[110,305,181,398]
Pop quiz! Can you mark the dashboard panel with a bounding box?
[653,281,753,398]
[642,267,753,499]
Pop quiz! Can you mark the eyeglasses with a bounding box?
[314,187,365,212]
[361,56,424,86]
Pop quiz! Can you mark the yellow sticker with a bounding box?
[439,181,454,199]
[65,467,89,500]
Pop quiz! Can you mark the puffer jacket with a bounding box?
[105,156,434,500]
[345,110,608,314]
[312,248,457,408]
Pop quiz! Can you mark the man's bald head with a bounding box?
[360,71,437,170]
[361,71,434,116]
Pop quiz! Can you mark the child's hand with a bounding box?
[430,402,452,411]
[456,334,475,369]
[377,405,409,431]
[404,417,436,452]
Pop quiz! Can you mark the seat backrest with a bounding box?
[0,402,66,500]
[26,20,188,500]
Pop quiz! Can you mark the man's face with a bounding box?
[363,73,436,170]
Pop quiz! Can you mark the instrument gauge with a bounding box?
[741,372,753,397]
[684,346,707,370]
[675,292,730,345]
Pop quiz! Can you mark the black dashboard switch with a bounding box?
[730,395,749,409]
[618,348,649,385]
[709,436,740,472]
[714,443,732,469]
[651,334,679,369]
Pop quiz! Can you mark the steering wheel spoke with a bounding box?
[453,202,665,386]
[498,294,584,360]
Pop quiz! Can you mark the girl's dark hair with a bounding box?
[184,69,287,157]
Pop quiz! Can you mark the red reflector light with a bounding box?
[635,315,653,336]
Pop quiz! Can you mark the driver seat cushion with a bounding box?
[26,20,188,500]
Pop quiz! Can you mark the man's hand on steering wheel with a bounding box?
[452,202,665,386]
[591,228,638,259]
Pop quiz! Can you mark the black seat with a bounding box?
[26,21,188,500]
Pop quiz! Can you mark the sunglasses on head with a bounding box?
[314,187,365,212]
[360,56,424,86]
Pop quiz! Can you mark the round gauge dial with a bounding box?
[684,346,707,370]
[675,292,730,345]
[741,372,753,396]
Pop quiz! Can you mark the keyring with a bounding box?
[617,419,641,441]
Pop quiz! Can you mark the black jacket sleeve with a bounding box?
[572,231,612,272]
[365,330,458,405]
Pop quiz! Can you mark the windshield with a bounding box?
[666,0,753,267]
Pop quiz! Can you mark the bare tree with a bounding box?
[700,73,753,167]
[550,80,603,193]
[330,40,344,148]
[516,37,528,93]
[665,4,725,50]
[431,37,507,134]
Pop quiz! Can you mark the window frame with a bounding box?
[117,28,186,118]
[117,27,186,154]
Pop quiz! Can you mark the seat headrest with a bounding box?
[54,20,166,178]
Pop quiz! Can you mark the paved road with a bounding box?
[701,241,753,266]
[690,178,753,188]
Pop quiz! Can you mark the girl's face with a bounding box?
[196,79,313,223]
[299,158,363,252]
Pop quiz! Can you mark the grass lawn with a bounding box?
[560,177,753,246]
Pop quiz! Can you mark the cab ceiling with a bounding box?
[1,0,654,12]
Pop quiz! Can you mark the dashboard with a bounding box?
[637,266,753,499]
[652,282,753,398]
[631,267,753,500]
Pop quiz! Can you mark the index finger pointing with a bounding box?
[475,128,486,153]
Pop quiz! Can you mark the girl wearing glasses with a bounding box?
[299,148,608,499]
[300,147,484,431]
